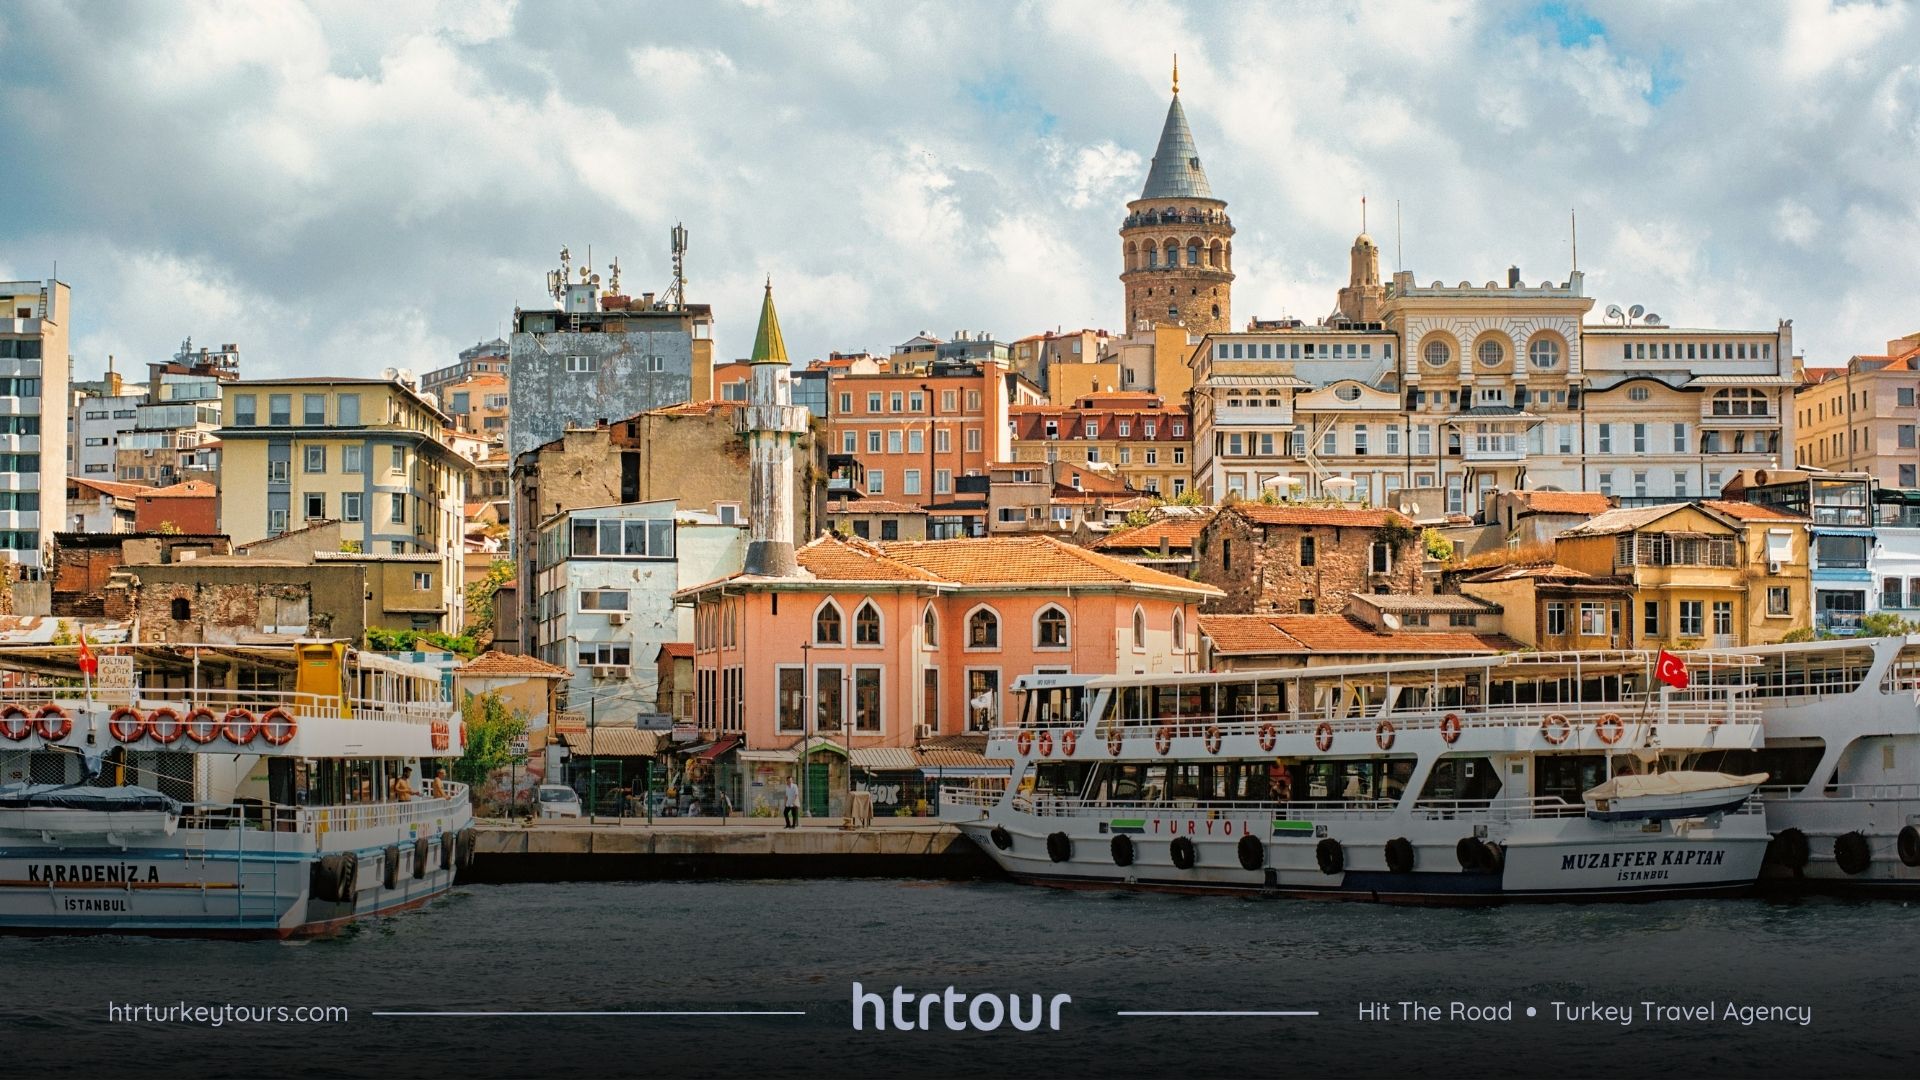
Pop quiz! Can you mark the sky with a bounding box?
[2,0,1917,383]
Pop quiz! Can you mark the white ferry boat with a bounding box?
[0,640,473,937]
[1686,635,1920,891]
[944,653,1773,904]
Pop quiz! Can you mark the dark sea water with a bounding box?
[3,881,1916,1079]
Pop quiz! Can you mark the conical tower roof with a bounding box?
[1139,93,1214,200]
[750,279,788,364]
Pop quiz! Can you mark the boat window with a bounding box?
[1027,686,1081,726]
[1688,743,1825,791]
[1034,762,1093,796]
[1295,758,1416,802]
[1417,756,1504,802]
[1534,755,1608,804]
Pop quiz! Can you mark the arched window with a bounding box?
[967,607,1000,649]
[1163,239,1178,266]
[1146,247,1158,269]
[1172,609,1186,651]
[170,597,191,621]
[1035,605,1070,649]
[1528,336,1561,369]
[1132,606,1147,651]
[1711,388,1768,417]
[1423,339,1451,367]
[922,605,939,648]
[1477,338,1506,367]
[1187,241,1201,266]
[854,600,882,645]
[814,600,842,645]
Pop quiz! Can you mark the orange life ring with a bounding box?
[0,703,31,741]
[1204,725,1223,754]
[1440,713,1463,744]
[108,706,147,743]
[32,704,72,741]
[1154,724,1173,755]
[1376,721,1396,751]
[221,708,258,746]
[147,707,184,745]
[1596,713,1624,745]
[183,707,220,744]
[1015,729,1035,756]
[1541,713,1572,745]
[1037,729,1055,757]
[1257,723,1277,752]
[1106,729,1124,756]
[1314,722,1334,752]
[259,707,298,746]
[1060,729,1078,757]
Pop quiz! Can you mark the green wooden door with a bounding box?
[808,763,831,817]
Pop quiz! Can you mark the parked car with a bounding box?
[535,785,582,818]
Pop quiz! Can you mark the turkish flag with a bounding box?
[1655,649,1690,690]
[76,632,97,678]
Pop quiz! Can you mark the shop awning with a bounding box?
[738,748,797,764]
[919,767,1008,779]
[850,747,918,771]
[678,734,741,760]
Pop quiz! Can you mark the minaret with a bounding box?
[1119,56,1234,335]
[738,280,807,576]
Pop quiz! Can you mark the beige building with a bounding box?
[217,375,469,624]
[1795,334,1920,488]
[0,278,71,569]
[1009,392,1192,498]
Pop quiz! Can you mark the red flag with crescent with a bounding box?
[77,631,98,678]
[1655,649,1689,690]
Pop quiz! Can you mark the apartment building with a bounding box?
[1794,334,1920,488]
[117,340,238,487]
[1009,391,1191,497]
[0,278,71,568]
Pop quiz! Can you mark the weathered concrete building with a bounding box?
[505,256,714,464]
[50,531,230,618]
[1190,503,1423,614]
[123,557,367,645]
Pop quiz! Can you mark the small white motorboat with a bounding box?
[1583,772,1769,822]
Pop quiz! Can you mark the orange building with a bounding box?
[133,478,219,534]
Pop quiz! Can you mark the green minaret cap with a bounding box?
[750,277,788,364]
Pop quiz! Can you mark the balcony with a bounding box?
[1461,441,1527,463]
[1213,407,1293,427]
[1699,404,1775,426]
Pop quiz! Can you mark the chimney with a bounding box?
[1507,265,1521,288]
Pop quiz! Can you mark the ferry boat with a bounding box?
[944,652,1773,904]
[0,639,473,937]
[1686,635,1920,891]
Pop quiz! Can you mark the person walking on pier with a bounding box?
[783,778,800,829]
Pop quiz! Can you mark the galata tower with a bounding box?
[1119,58,1234,335]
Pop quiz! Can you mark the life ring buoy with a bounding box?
[0,703,32,741]
[1154,725,1173,755]
[259,707,297,746]
[1060,729,1078,757]
[1015,729,1034,757]
[1596,713,1624,745]
[1314,722,1334,752]
[1204,725,1223,754]
[1375,721,1396,751]
[1036,730,1054,758]
[221,708,258,746]
[1106,729,1124,756]
[1540,713,1571,745]
[1440,713,1462,744]
[146,707,184,744]
[108,706,147,743]
[183,707,220,744]
[1257,723,1277,752]
[32,704,71,741]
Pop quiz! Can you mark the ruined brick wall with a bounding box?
[1193,512,1425,614]
[129,564,366,644]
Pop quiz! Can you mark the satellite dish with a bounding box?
[1605,305,1624,320]
[1628,304,1645,319]
[1382,612,1402,630]
[1643,313,1661,325]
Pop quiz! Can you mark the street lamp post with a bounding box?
[800,640,811,825]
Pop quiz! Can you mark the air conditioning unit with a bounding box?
[914,723,934,741]
[1768,561,1783,574]
[590,665,631,680]
[607,611,628,625]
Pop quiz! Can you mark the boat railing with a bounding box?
[0,686,454,728]
[176,784,470,834]
[1759,782,1920,802]
[995,699,1757,743]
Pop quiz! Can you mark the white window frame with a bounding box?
[1033,604,1071,651]
[963,603,1002,652]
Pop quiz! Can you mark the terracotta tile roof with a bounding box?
[70,476,145,499]
[1512,490,1612,516]
[1699,499,1809,523]
[827,498,929,515]
[456,649,571,679]
[1228,504,1409,528]
[1095,513,1214,552]
[558,728,665,757]
[1558,504,1699,538]
[795,535,943,582]
[1198,614,1516,657]
[656,642,694,661]
[1461,562,1595,583]
[1350,593,1495,613]
[877,535,1219,594]
[140,479,216,499]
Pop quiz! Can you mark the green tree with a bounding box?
[365,626,481,657]
[451,691,527,792]
[1859,612,1918,637]
[1422,528,1455,564]
[1121,508,1153,529]
[463,558,514,633]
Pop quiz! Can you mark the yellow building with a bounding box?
[1794,334,1920,488]
[1552,501,1810,649]
[218,375,470,624]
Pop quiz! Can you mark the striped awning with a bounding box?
[850,747,919,771]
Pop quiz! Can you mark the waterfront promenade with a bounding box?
[464,817,996,883]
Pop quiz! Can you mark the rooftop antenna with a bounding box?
[607,256,622,296]
[1361,194,1367,234]
[665,223,689,309]
[1172,53,1179,95]
[1571,208,1579,273]
[1395,199,1403,271]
